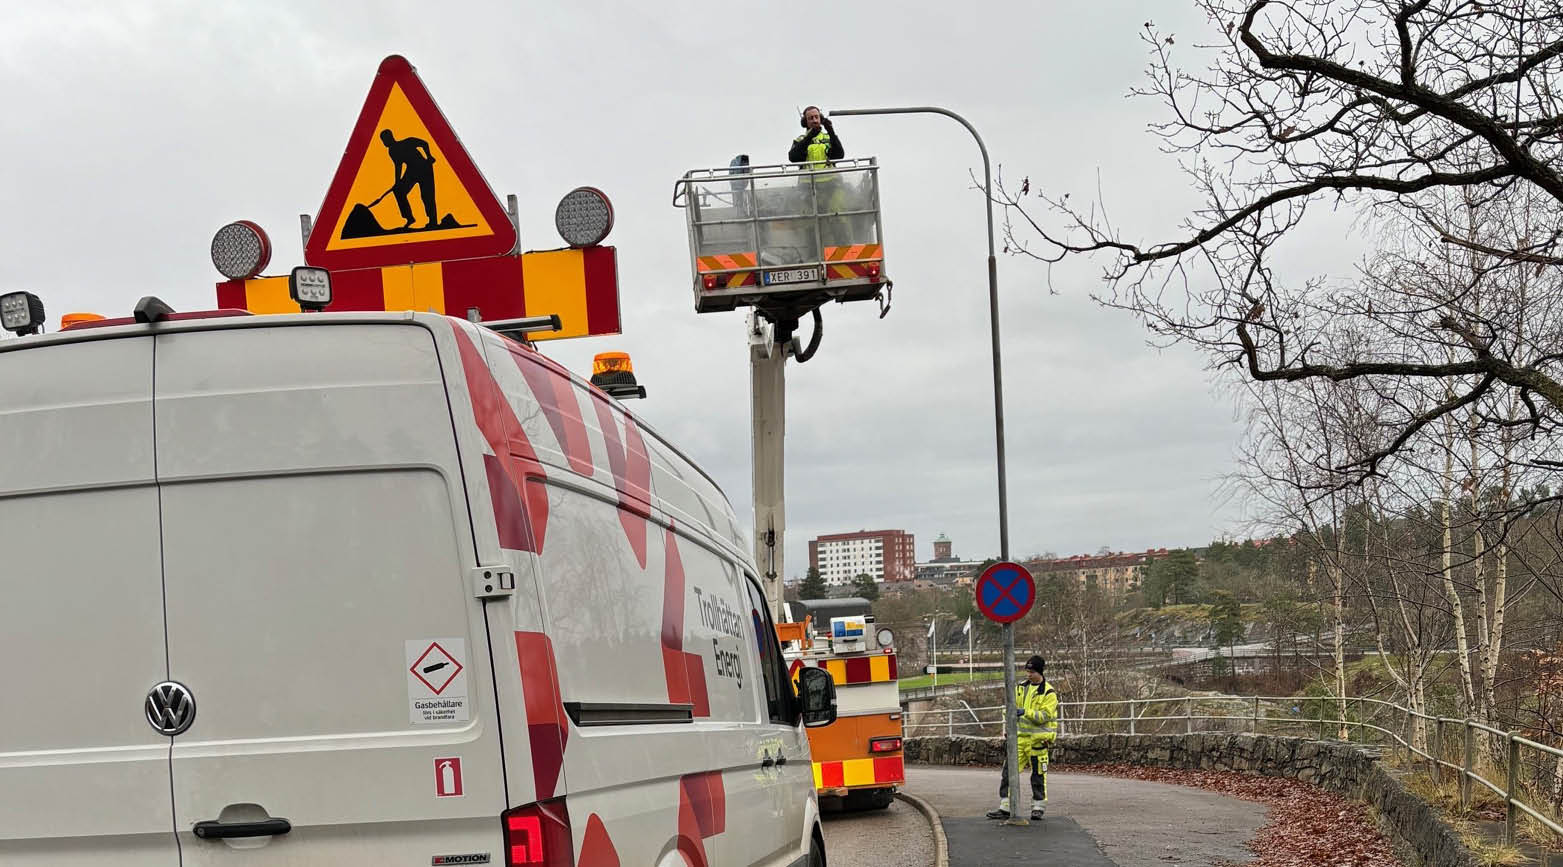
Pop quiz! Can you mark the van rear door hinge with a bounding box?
[471,565,515,600]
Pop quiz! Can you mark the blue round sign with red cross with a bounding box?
[975,561,1036,624]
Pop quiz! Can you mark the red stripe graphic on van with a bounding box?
[592,394,652,569]
[514,631,569,800]
[451,325,549,553]
[660,527,711,718]
[508,344,595,477]
[483,455,534,552]
[675,771,727,867]
[578,813,621,866]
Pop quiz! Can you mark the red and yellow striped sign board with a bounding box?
[214,247,620,341]
[791,653,896,687]
[813,756,904,789]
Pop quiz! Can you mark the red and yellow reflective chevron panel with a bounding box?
[214,247,620,341]
[822,244,884,281]
[813,756,905,789]
[694,251,758,288]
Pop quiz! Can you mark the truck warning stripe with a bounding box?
[695,252,758,272]
[811,756,905,790]
[823,244,883,262]
[800,653,896,685]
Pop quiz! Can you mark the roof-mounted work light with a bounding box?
[289,266,332,312]
[554,187,614,248]
[210,220,272,280]
[1,291,46,336]
[590,351,646,400]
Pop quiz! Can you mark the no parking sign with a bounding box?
[974,561,1035,624]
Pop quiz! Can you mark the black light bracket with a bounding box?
[600,383,647,400]
[133,296,176,324]
[487,314,563,341]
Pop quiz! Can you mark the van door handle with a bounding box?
[775,753,788,766]
[760,752,775,769]
[192,818,292,839]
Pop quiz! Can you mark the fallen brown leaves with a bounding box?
[1071,764,1405,867]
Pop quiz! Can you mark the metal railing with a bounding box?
[903,694,1563,846]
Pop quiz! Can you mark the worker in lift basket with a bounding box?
[789,106,850,246]
[987,655,1058,821]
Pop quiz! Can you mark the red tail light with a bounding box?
[866,262,881,279]
[702,274,718,290]
[870,736,902,753]
[504,798,573,866]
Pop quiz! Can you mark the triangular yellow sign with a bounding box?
[305,56,515,269]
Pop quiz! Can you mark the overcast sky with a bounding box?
[0,1,1337,576]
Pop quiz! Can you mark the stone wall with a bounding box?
[906,733,1478,867]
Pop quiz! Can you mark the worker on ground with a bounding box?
[987,655,1058,821]
[788,107,850,246]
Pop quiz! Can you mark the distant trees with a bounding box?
[798,567,827,601]
[1143,550,1200,607]
[850,574,880,602]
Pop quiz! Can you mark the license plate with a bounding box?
[762,267,820,286]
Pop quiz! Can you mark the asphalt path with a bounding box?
[821,796,936,866]
[905,765,1267,867]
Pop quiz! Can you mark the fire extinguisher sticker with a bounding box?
[435,757,464,797]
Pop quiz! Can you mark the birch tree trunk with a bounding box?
[1441,416,1477,716]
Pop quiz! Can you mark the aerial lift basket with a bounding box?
[673,158,887,315]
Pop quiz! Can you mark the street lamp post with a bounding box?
[830,106,1023,824]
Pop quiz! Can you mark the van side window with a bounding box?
[743,577,793,725]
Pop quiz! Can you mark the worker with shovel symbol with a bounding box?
[375,129,438,229]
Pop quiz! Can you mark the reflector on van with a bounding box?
[503,798,572,866]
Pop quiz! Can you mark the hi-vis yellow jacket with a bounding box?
[1016,680,1059,757]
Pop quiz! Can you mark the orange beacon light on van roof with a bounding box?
[590,352,645,401]
[60,312,106,330]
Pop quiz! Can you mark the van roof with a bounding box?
[1,309,737,524]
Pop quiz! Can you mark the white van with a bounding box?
[0,306,837,867]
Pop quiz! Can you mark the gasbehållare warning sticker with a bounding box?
[406,638,469,725]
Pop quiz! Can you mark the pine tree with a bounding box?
[798,566,828,600]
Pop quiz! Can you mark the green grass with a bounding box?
[897,670,1007,690]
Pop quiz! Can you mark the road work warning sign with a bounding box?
[406,638,469,725]
[306,55,516,270]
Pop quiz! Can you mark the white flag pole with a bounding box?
[956,621,969,681]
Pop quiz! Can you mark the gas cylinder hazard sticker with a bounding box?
[407,639,469,725]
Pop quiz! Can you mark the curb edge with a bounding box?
[896,790,950,867]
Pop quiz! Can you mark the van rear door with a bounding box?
[150,324,505,864]
[0,337,177,865]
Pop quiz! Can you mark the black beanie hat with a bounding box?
[1025,655,1046,673]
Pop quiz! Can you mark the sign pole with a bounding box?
[831,105,1021,824]
[973,561,1035,824]
[1004,623,1018,817]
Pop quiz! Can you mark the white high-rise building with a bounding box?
[807,529,916,587]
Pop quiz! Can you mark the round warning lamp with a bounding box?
[877,627,895,648]
[210,220,272,280]
[554,187,614,248]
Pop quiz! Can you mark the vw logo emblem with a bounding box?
[145,681,196,736]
